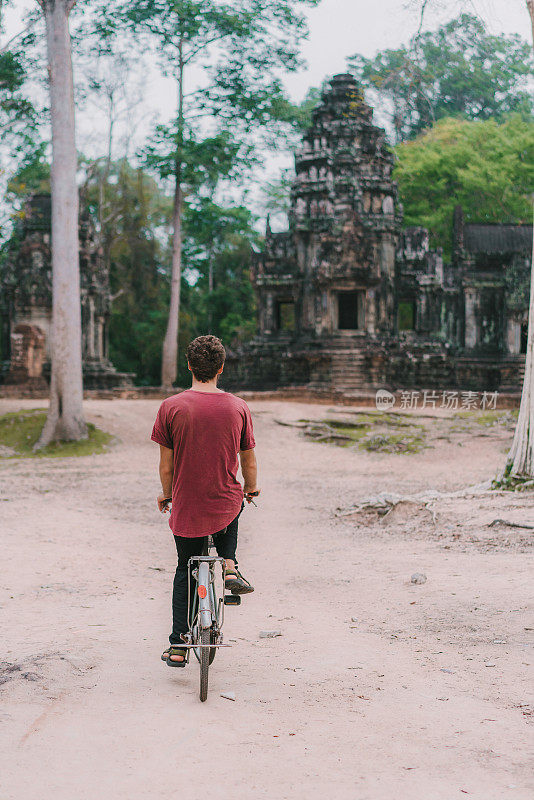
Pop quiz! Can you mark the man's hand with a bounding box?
[244,487,260,504]
[157,493,171,513]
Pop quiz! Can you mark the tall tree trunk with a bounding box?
[505,207,534,476]
[500,0,534,477]
[207,245,214,330]
[161,41,184,389]
[36,0,87,447]
[161,176,183,388]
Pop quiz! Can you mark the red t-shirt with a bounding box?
[151,389,255,537]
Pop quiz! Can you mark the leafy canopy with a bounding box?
[104,0,318,132]
[394,115,534,256]
[79,157,258,385]
[349,14,534,142]
[82,159,173,385]
[0,42,37,145]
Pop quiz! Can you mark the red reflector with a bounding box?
[198,585,207,599]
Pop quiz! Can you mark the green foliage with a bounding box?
[183,198,256,270]
[293,85,322,131]
[80,157,259,385]
[349,14,534,142]
[0,5,41,186]
[197,243,257,339]
[0,14,42,246]
[180,204,258,380]
[259,170,294,221]
[5,144,50,200]
[143,127,251,187]
[0,410,112,458]
[82,159,173,385]
[394,116,534,255]
[398,300,415,331]
[0,48,37,144]
[117,0,319,153]
[91,0,318,383]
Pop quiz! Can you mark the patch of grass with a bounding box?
[0,410,113,459]
[360,431,426,454]
[455,410,518,427]
[322,419,369,431]
[299,417,427,454]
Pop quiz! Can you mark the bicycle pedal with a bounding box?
[224,594,241,606]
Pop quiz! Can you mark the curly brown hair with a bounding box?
[186,335,226,382]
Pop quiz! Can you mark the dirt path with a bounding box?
[1,398,533,800]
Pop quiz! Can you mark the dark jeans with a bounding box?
[169,503,243,645]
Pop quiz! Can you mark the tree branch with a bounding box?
[183,31,234,64]
[0,18,37,53]
[414,0,429,40]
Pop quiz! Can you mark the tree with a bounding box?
[0,2,37,140]
[393,115,534,256]
[0,2,41,243]
[82,158,173,385]
[35,0,87,446]
[502,0,534,479]
[183,199,257,346]
[79,157,258,386]
[183,199,255,324]
[349,14,534,142]
[113,0,317,388]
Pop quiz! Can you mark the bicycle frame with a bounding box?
[189,555,225,632]
[178,539,229,658]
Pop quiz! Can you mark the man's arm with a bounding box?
[239,448,259,498]
[157,444,174,512]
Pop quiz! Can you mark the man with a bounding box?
[151,334,259,666]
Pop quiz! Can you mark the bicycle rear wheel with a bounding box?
[199,628,210,702]
[209,629,217,665]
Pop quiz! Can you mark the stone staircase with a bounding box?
[330,350,371,390]
[306,336,383,391]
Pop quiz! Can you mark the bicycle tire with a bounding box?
[209,629,217,665]
[199,627,210,702]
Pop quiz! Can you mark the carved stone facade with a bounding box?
[5,323,46,388]
[224,74,531,393]
[0,194,134,389]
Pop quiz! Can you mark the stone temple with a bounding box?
[0,194,133,390]
[225,74,531,393]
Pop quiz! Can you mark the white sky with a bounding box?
[286,0,532,101]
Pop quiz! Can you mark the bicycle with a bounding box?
[163,491,259,702]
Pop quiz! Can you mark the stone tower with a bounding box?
[0,194,133,389]
[245,73,402,389]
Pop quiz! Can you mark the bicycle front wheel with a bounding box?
[199,628,210,702]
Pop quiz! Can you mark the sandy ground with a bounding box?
[0,397,533,800]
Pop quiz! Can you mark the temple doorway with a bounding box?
[337,290,360,330]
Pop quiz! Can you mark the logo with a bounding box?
[375,389,395,410]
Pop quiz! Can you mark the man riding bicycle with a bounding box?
[151,335,259,666]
